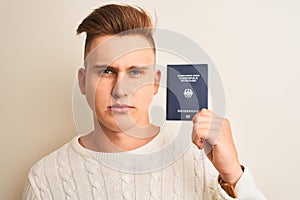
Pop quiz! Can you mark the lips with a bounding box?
[108,104,134,113]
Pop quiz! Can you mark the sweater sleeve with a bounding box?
[203,156,266,200]
[22,178,38,200]
[215,166,266,200]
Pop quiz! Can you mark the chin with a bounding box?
[97,117,135,132]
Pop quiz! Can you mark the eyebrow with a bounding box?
[91,65,151,70]
[92,65,111,69]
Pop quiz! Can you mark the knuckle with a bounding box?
[224,118,230,126]
[200,108,209,114]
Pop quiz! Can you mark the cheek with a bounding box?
[94,83,112,119]
[85,74,99,93]
[83,78,98,112]
[85,76,112,110]
[130,85,154,107]
[95,82,112,103]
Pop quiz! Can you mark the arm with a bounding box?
[192,109,266,199]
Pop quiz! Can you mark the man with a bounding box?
[23,4,265,199]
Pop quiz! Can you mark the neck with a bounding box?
[79,117,160,152]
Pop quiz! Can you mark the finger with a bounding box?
[199,108,213,115]
[197,108,218,117]
[193,135,217,158]
[192,111,211,122]
[193,122,224,138]
[193,122,224,130]
[192,134,206,149]
[192,128,222,146]
[192,132,219,152]
[193,113,224,124]
[193,116,225,124]
[192,129,207,144]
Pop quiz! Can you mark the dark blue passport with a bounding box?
[166,64,208,120]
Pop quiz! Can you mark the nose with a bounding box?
[112,73,130,99]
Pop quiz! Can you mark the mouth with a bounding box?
[108,104,134,113]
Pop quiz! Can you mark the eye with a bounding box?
[103,69,113,74]
[129,69,144,77]
[98,68,116,76]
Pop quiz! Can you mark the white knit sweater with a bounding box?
[22,125,266,200]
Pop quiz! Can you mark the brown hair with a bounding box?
[76,4,155,58]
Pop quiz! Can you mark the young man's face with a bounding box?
[79,35,161,133]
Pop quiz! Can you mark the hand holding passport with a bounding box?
[166,64,244,193]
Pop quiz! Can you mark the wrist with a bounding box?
[220,164,244,184]
[218,165,245,198]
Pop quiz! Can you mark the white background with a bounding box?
[0,0,299,199]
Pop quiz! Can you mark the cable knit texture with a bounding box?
[22,126,266,200]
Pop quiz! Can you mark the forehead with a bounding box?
[85,35,155,67]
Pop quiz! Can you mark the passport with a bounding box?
[166,64,208,120]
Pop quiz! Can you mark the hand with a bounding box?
[192,109,243,184]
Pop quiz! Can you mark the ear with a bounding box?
[153,69,161,95]
[78,68,86,95]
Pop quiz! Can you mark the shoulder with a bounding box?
[25,136,83,199]
[27,136,79,181]
[33,137,74,165]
